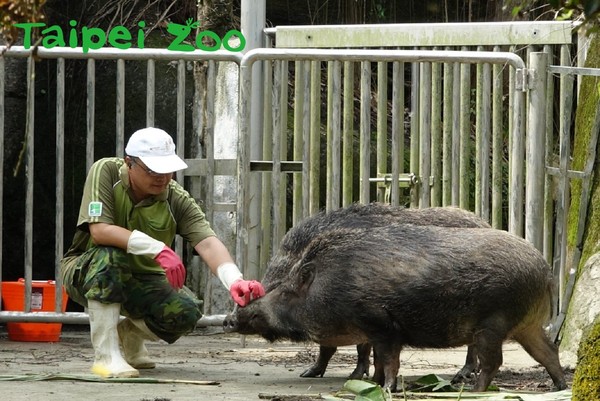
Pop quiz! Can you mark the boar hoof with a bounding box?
[554,380,567,391]
[300,365,325,378]
[348,367,368,379]
[383,381,397,393]
[451,370,475,384]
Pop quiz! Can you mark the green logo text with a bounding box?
[14,19,245,53]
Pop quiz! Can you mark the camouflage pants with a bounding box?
[60,246,202,344]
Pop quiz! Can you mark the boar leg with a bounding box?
[371,346,384,386]
[452,345,479,383]
[348,342,371,379]
[472,329,503,392]
[513,327,567,390]
[300,346,336,377]
[371,342,402,392]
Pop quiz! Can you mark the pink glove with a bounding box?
[229,280,265,307]
[155,246,186,289]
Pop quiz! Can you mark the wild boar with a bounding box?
[263,203,490,381]
[224,223,566,392]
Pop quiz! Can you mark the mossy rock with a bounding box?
[572,315,600,400]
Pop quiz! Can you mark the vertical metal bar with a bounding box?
[459,58,471,210]
[86,59,95,171]
[24,56,35,312]
[55,57,65,312]
[554,45,573,309]
[309,60,321,216]
[419,62,432,208]
[509,79,525,237]
[261,59,273,261]
[442,61,453,206]
[271,60,283,245]
[451,62,460,206]
[543,45,555,263]
[293,61,305,223]
[475,50,483,216]
[376,61,388,203]
[342,61,354,207]
[253,39,274,276]
[176,60,186,184]
[246,32,266,286]
[200,62,214,316]
[174,60,186,257]
[301,61,311,219]
[390,61,404,206]
[205,61,216,231]
[116,59,125,156]
[242,1,266,284]
[360,60,371,205]
[492,46,503,229]
[431,60,442,207]
[146,59,155,127]
[326,61,334,212]
[331,61,342,209]
[525,52,548,252]
[272,60,288,246]
[508,46,516,233]
[0,57,4,302]
[480,61,492,222]
[279,60,289,238]
[237,58,253,273]
[409,61,420,208]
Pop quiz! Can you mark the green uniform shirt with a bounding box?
[64,157,216,274]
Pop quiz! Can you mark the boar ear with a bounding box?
[295,262,316,295]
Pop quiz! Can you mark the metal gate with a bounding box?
[237,47,539,276]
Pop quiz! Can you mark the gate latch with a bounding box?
[368,173,419,188]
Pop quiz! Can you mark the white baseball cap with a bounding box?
[125,127,188,173]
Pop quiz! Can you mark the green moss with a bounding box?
[566,34,600,273]
[572,316,600,401]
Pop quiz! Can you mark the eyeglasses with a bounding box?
[130,158,168,177]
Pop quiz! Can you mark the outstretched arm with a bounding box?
[194,236,265,306]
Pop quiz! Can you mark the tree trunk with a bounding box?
[197,0,235,35]
[190,0,239,314]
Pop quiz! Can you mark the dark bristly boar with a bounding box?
[262,203,490,381]
[223,223,566,392]
[265,203,490,293]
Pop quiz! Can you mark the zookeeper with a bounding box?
[60,127,265,378]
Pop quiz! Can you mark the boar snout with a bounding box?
[223,304,240,333]
[223,313,239,333]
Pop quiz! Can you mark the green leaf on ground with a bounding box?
[342,380,388,401]
[411,374,460,392]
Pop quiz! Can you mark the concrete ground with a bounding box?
[0,324,572,401]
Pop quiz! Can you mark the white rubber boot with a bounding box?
[118,318,159,369]
[88,300,139,378]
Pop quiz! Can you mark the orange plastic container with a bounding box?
[1,279,68,342]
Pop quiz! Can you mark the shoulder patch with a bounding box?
[88,201,103,217]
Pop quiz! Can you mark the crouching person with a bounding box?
[60,127,265,378]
